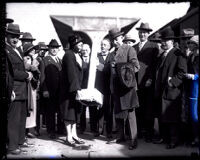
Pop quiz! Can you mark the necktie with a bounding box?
[139,42,143,51]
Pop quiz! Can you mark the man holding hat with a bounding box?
[154,26,187,149]
[5,23,34,155]
[59,34,85,146]
[107,27,140,150]
[134,22,159,142]
[40,39,65,139]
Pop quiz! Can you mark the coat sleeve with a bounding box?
[171,51,187,87]
[63,52,81,93]
[39,59,48,93]
[128,46,140,73]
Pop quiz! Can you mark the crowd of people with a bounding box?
[2,17,199,157]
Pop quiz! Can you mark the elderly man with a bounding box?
[134,22,159,142]
[107,27,140,150]
[6,23,34,155]
[40,39,65,139]
[154,26,187,149]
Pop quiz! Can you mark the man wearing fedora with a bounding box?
[18,32,36,53]
[59,34,85,146]
[134,22,159,142]
[1,18,15,158]
[5,23,34,155]
[40,39,65,139]
[154,26,187,149]
[123,34,136,47]
[107,27,140,150]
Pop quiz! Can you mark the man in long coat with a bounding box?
[134,22,159,142]
[154,27,187,149]
[40,39,64,139]
[6,23,33,155]
[108,28,140,150]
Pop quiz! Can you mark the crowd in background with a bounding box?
[2,17,199,157]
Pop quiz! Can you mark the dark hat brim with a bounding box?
[70,39,83,47]
[136,28,153,32]
[178,35,194,39]
[160,36,178,40]
[123,39,136,43]
[149,38,161,42]
[6,30,23,35]
[47,45,61,48]
[6,18,14,24]
[20,38,36,41]
[24,45,37,55]
[110,31,124,39]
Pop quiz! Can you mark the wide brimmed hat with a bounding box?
[36,42,48,50]
[47,39,61,48]
[123,34,136,43]
[159,26,177,40]
[6,23,22,35]
[68,35,83,47]
[149,32,161,42]
[6,18,14,24]
[136,22,153,32]
[187,35,199,46]
[108,27,124,39]
[23,43,37,56]
[20,32,36,41]
[179,28,194,39]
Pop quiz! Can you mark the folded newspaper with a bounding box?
[76,88,103,107]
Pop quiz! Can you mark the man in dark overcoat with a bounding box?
[6,23,34,155]
[154,26,187,149]
[40,39,64,139]
[134,22,159,142]
[108,28,140,150]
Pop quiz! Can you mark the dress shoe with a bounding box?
[129,139,137,150]
[166,143,177,149]
[8,149,21,155]
[19,142,34,148]
[49,133,56,139]
[27,132,36,138]
[153,138,164,144]
[116,138,126,144]
[33,130,40,137]
[73,137,85,144]
[107,134,113,139]
[65,139,76,147]
[93,132,100,137]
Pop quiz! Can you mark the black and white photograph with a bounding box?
[1,1,199,159]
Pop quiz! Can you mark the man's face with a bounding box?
[124,40,134,47]
[187,41,198,52]
[113,35,124,48]
[74,42,83,53]
[82,44,90,63]
[49,47,59,56]
[101,39,111,53]
[161,39,174,50]
[7,34,20,48]
[22,40,33,46]
[138,30,149,42]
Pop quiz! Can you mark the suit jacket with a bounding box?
[6,43,28,100]
[40,55,62,98]
[110,44,140,113]
[95,52,111,95]
[134,41,159,89]
[155,48,187,122]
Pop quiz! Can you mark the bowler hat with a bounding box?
[6,18,14,24]
[68,35,83,48]
[23,43,37,56]
[187,35,199,46]
[160,26,176,40]
[6,23,22,35]
[136,22,153,32]
[179,28,195,39]
[116,62,137,89]
[47,39,61,48]
[123,34,136,43]
[20,32,36,41]
[108,27,124,39]
[149,32,161,42]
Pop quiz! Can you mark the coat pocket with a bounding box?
[163,86,181,100]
